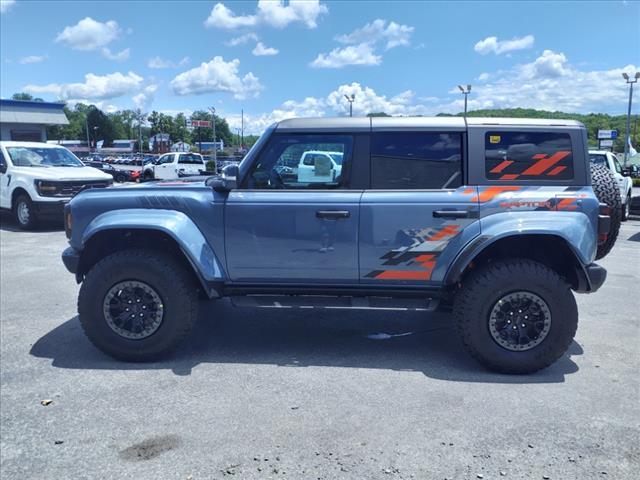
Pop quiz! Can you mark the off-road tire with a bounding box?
[13,193,38,230]
[78,249,199,361]
[622,193,631,221]
[453,259,578,374]
[590,163,621,259]
[143,170,154,182]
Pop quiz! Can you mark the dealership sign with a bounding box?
[597,129,618,139]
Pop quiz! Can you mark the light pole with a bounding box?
[92,126,98,152]
[622,72,640,166]
[344,94,355,117]
[209,107,217,164]
[458,85,471,117]
[84,116,90,154]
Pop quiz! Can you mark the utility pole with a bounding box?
[458,85,471,117]
[241,108,244,152]
[209,107,217,164]
[622,72,640,166]
[84,117,90,154]
[344,94,355,117]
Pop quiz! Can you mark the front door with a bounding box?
[225,133,360,283]
[154,154,176,179]
[359,130,480,285]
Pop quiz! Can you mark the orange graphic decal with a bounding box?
[429,224,460,241]
[556,198,578,211]
[499,173,521,180]
[375,270,432,280]
[521,151,570,176]
[547,166,567,176]
[490,160,514,173]
[471,186,521,202]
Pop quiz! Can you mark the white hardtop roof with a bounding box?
[0,141,70,148]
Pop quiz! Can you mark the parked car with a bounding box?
[141,152,207,180]
[297,150,344,184]
[62,117,617,373]
[0,141,112,229]
[589,150,633,220]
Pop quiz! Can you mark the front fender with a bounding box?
[444,211,596,285]
[82,208,225,283]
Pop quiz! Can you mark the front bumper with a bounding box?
[575,262,607,293]
[62,246,80,274]
[33,200,69,220]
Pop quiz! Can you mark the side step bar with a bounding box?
[230,295,439,311]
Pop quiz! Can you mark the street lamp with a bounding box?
[92,126,98,152]
[344,94,355,117]
[209,107,217,164]
[458,84,471,117]
[622,72,640,166]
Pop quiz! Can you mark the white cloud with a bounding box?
[19,55,47,64]
[336,19,414,50]
[0,0,16,14]
[170,56,263,99]
[101,47,130,62]
[55,17,121,51]
[148,56,190,69]
[310,43,381,69]
[225,32,259,46]
[474,34,534,55]
[523,49,568,78]
[132,85,158,110]
[477,72,489,81]
[252,42,279,56]
[24,71,144,100]
[205,0,327,30]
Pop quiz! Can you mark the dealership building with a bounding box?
[0,99,69,142]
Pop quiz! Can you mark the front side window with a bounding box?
[178,154,204,164]
[245,134,353,189]
[485,131,574,181]
[6,147,83,167]
[371,132,462,189]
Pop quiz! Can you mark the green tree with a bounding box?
[11,92,44,102]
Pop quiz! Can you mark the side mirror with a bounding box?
[0,163,6,174]
[211,164,239,192]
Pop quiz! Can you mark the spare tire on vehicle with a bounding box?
[590,163,621,260]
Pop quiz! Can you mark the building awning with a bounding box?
[0,99,69,126]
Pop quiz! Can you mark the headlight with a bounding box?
[35,180,58,196]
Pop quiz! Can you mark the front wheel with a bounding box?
[78,249,199,361]
[13,194,38,230]
[622,193,631,221]
[452,259,578,374]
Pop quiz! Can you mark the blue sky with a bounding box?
[1,0,639,133]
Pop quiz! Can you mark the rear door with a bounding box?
[359,129,480,285]
[177,153,204,176]
[225,133,363,283]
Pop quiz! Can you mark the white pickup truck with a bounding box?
[589,150,633,220]
[297,150,343,184]
[0,141,113,229]
[142,152,207,181]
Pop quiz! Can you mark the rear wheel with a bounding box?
[590,163,621,259]
[453,259,578,374]
[13,194,38,230]
[78,249,199,361]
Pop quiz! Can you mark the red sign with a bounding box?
[191,120,211,127]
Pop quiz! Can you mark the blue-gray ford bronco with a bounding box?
[61,117,618,374]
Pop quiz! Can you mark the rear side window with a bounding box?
[178,154,204,164]
[485,131,573,181]
[371,132,462,189]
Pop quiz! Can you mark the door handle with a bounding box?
[433,210,469,219]
[316,210,350,219]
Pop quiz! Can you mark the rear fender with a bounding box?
[444,211,595,285]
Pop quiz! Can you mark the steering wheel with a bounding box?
[267,168,286,189]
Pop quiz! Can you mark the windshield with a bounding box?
[7,147,84,167]
[589,154,607,165]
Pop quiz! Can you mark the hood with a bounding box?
[11,166,113,181]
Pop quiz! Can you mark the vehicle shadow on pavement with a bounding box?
[30,299,582,384]
[0,211,63,233]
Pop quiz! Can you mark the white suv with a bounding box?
[589,150,633,220]
[0,141,112,229]
[142,152,207,181]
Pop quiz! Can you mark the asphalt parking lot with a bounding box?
[1,213,638,480]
